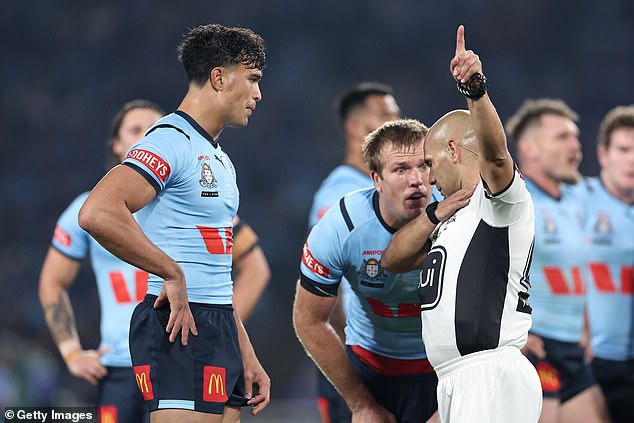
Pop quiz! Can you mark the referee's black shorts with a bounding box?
[129,294,247,414]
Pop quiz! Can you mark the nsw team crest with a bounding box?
[358,258,387,282]
[199,162,218,189]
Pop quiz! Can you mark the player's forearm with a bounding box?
[233,247,270,321]
[382,215,433,273]
[40,288,81,359]
[294,315,375,413]
[467,94,509,165]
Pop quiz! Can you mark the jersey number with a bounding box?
[109,270,148,303]
[197,226,233,254]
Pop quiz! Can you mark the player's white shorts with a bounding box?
[435,346,542,423]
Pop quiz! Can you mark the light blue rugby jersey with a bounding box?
[123,111,238,304]
[307,165,374,318]
[581,177,634,361]
[525,178,588,342]
[52,192,147,367]
[301,187,434,360]
[308,165,373,227]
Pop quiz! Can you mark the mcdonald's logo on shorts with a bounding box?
[133,365,154,400]
[536,362,561,393]
[203,366,228,402]
[99,405,118,423]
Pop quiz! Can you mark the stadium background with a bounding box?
[1,0,632,420]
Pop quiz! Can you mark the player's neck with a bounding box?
[522,168,561,199]
[344,148,369,176]
[601,171,634,205]
[178,90,224,141]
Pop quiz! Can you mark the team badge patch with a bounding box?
[358,258,387,287]
[199,162,218,189]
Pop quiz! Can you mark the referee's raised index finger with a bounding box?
[455,25,466,54]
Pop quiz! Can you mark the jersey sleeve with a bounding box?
[51,193,91,260]
[481,170,533,227]
[122,127,191,194]
[300,205,348,297]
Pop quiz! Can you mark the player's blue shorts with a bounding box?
[316,368,350,423]
[98,366,148,423]
[527,334,596,402]
[346,346,438,422]
[129,295,247,414]
[592,357,634,423]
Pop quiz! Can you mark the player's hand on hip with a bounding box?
[521,333,546,360]
[65,347,109,386]
[450,25,483,83]
[154,274,198,346]
[352,403,397,423]
[243,355,271,415]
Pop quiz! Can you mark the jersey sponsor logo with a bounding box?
[362,249,384,256]
[589,262,634,294]
[99,406,117,423]
[302,243,330,277]
[536,362,561,393]
[133,365,154,400]
[366,297,422,318]
[199,162,218,189]
[358,258,387,287]
[214,154,226,169]
[542,266,585,295]
[126,149,171,182]
[198,155,210,161]
[197,226,233,254]
[201,191,219,197]
[53,225,72,247]
[203,366,228,402]
[109,270,148,304]
[419,246,447,310]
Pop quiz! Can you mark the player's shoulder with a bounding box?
[338,187,378,230]
[563,176,596,199]
[62,191,91,216]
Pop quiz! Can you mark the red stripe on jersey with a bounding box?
[109,271,132,303]
[302,243,330,277]
[589,262,617,293]
[126,149,171,182]
[53,225,72,247]
[351,345,434,375]
[621,266,633,294]
[543,267,571,295]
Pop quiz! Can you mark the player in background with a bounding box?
[307,81,401,423]
[39,100,164,423]
[582,105,634,423]
[505,98,610,423]
[78,24,270,422]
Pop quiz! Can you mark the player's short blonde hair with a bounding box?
[362,119,428,176]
